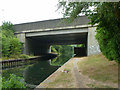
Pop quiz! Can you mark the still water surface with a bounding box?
[2,54,74,88]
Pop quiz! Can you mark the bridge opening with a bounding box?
[51,44,87,57]
[51,45,74,56]
[24,31,88,57]
[73,44,87,57]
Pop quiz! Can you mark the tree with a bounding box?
[91,2,120,63]
[1,22,22,58]
[58,2,120,63]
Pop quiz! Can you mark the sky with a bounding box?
[0,0,63,25]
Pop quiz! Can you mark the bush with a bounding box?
[96,26,120,63]
[89,3,120,63]
[2,74,26,88]
[1,22,23,58]
[9,37,22,56]
[19,54,29,59]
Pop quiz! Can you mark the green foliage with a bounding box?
[51,54,73,66]
[19,54,30,59]
[51,46,58,53]
[58,2,120,63]
[1,22,15,32]
[51,45,62,55]
[90,2,120,63]
[0,75,2,90]
[51,45,74,56]
[2,74,26,88]
[74,44,85,47]
[9,37,22,56]
[51,45,74,66]
[1,22,23,58]
[58,2,90,22]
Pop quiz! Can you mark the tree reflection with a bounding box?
[24,60,59,85]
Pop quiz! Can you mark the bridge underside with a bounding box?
[25,32,88,55]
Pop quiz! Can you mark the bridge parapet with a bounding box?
[15,24,97,34]
[14,16,90,32]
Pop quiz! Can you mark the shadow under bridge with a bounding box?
[25,31,88,56]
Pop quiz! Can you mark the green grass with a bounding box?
[77,54,118,84]
[48,72,71,84]
[46,71,75,88]
[87,84,113,88]
[42,59,76,88]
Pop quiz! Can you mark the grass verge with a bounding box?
[77,53,118,87]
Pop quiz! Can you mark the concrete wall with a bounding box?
[16,33,27,54]
[87,27,101,56]
[17,33,51,55]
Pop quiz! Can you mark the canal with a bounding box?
[2,53,74,88]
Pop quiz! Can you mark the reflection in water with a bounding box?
[50,54,74,66]
[24,60,59,85]
[2,63,34,79]
[2,51,74,88]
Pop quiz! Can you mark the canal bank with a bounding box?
[36,54,118,88]
[1,53,58,69]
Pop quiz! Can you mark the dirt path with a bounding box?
[73,58,87,88]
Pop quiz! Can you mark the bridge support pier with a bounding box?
[16,33,27,54]
[87,27,101,56]
[17,33,51,55]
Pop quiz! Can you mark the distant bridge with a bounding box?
[14,16,100,56]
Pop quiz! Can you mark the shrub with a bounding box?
[19,54,29,59]
[89,3,120,63]
[9,37,22,56]
[1,22,23,58]
[96,26,120,63]
[2,74,26,88]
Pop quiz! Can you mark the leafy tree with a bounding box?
[1,22,23,58]
[91,2,120,63]
[51,45,62,55]
[58,2,120,63]
[1,22,15,32]
[51,45,74,56]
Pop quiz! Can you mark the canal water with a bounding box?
[2,53,74,88]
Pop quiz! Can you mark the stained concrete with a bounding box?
[87,27,101,56]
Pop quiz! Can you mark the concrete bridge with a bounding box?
[13,16,100,56]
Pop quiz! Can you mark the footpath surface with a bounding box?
[35,57,118,88]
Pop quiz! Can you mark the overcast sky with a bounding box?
[0,0,63,25]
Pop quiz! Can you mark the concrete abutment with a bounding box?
[17,33,51,55]
[87,27,101,56]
